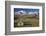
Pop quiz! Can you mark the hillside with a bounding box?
[14,14,39,27]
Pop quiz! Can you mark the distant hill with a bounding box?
[14,10,39,17]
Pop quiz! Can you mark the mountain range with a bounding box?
[14,10,39,16]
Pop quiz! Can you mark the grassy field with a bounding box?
[14,15,39,27]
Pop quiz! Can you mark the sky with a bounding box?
[14,8,39,13]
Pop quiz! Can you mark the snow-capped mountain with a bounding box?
[14,10,26,15]
[18,10,26,14]
[28,12,39,15]
[28,12,34,15]
[14,10,39,16]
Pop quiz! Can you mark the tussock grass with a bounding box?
[14,15,39,27]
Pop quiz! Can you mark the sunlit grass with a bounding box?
[14,15,39,27]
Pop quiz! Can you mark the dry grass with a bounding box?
[14,15,39,27]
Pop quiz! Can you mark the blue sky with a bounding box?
[14,8,39,13]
